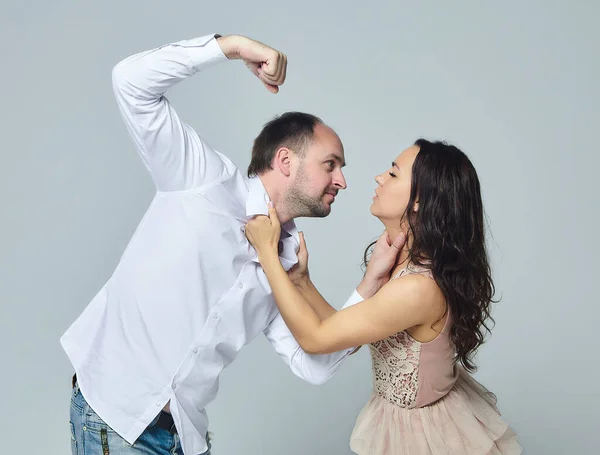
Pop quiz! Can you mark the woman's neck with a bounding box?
[383,223,412,275]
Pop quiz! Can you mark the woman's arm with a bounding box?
[246,205,437,354]
[286,225,407,321]
[286,232,337,320]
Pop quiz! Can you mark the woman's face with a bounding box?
[370,145,420,224]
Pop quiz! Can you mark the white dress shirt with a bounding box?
[60,34,363,455]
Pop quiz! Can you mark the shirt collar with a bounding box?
[245,176,299,270]
[246,176,299,238]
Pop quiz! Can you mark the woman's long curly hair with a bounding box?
[363,139,495,372]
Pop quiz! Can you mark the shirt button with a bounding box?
[213,313,218,319]
[192,347,198,354]
[238,283,243,289]
[172,383,177,389]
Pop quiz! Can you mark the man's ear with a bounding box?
[273,147,292,176]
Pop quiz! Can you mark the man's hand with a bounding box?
[357,231,406,299]
[217,35,287,93]
[287,232,310,287]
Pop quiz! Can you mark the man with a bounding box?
[61,32,403,455]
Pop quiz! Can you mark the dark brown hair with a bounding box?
[364,139,496,372]
[247,112,322,177]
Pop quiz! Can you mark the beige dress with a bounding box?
[349,265,522,455]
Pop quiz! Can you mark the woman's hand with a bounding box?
[245,203,281,261]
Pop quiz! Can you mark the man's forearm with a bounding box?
[112,34,228,108]
[357,276,382,300]
[216,35,245,60]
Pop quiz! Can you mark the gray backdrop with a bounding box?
[2,1,598,454]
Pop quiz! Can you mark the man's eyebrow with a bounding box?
[326,153,346,167]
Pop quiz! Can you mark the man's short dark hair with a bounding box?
[247,112,323,177]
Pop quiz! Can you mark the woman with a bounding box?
[245,139,522,454]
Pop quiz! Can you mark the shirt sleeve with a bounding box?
[111,34,230,191]
[262,288,365,385]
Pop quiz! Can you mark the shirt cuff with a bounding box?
[341,289,364,309]
[170,34,228,72]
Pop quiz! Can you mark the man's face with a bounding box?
[286,124,347,218]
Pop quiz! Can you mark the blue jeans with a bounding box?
[70,382,211,455]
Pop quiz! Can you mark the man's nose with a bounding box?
[334,169,347,189]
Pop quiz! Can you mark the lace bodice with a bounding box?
[369,330,422,408]
[369,263,442,409]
